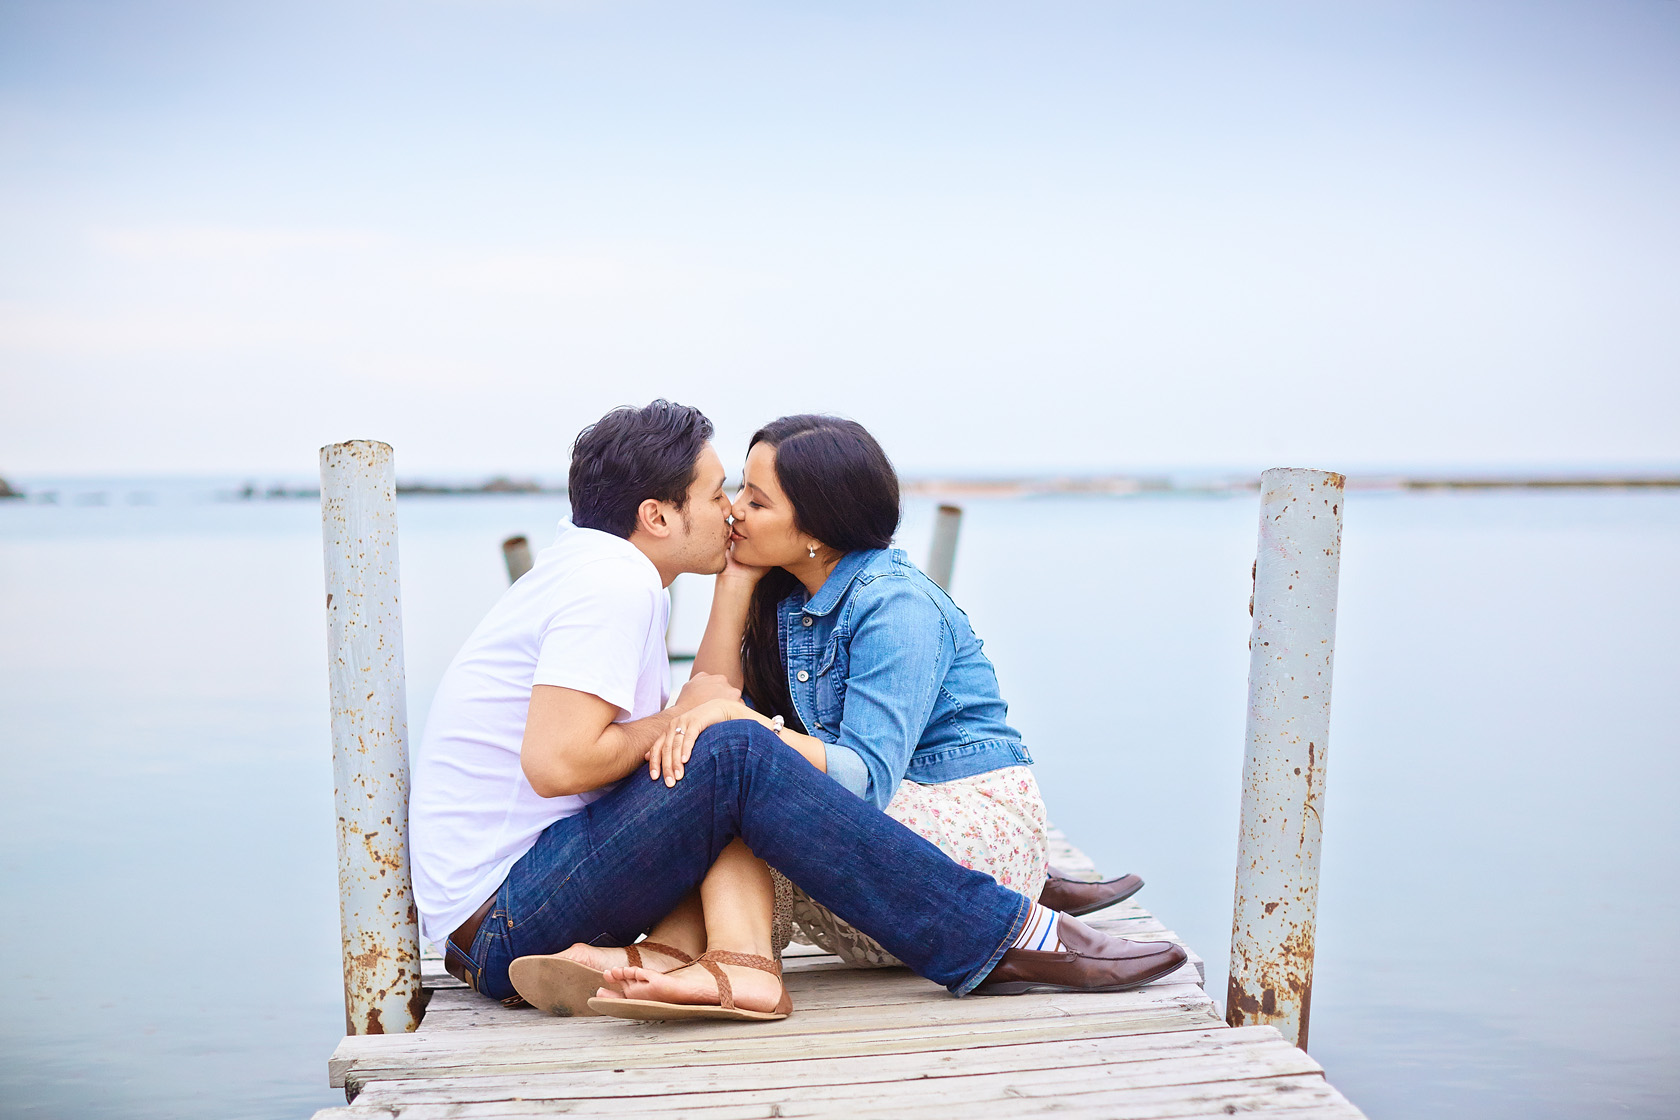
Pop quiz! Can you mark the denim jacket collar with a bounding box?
[772,543,1031,810]
[799,548,882,617]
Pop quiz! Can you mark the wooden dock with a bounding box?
[313,834,1365,1119]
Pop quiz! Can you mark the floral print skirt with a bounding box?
[770,765,1049,967]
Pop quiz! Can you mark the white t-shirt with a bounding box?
[410,523,671,945]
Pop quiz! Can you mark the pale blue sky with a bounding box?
[2,1,1676,476]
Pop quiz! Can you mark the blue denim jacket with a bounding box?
[776,548,1032,810]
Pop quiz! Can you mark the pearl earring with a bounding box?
[808,544,818,559]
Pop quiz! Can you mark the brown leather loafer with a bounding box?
[1038,870,1144,916]
[972,913,1188,995]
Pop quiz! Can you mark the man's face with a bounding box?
[667,443,732,576]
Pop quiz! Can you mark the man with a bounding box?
[410,399,1185,1008]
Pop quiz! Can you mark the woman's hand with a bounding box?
[647,698,764,787]
[720,536,770,586]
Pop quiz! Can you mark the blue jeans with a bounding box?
[450,720,1031,1000]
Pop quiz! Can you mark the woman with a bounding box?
[649,414,1050,963]
[513,415,1058,1020]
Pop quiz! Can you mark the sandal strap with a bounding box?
[691,951,786,1013]
[696,959,734,1010]
[697,949,782,977]
[625,940,694,970]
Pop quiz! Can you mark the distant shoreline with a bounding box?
[899,475,1680,498]
[172,472,1680,501]
[2,473,1676,504]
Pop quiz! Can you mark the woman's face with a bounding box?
[729,442,811,569]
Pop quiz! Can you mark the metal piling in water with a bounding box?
[926,503,963,590]
[320,440,425,1037]
[1227,467,1345,1050]
[502,535,533,583]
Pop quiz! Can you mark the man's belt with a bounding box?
[443,894,497,989]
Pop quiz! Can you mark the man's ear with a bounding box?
[635,498,671,539]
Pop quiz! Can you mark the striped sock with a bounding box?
[1009,904,1063,953]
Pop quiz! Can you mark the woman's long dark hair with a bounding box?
[741,415,900,729]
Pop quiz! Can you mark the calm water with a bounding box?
[1,483,1675,1119]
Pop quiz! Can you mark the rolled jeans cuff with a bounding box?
[953,888,1033,996]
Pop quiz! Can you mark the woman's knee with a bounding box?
[691,719,781,766]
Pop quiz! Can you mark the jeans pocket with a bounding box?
[470,910,520,1002]
[469,913,497,967]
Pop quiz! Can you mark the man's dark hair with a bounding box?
[567,400,715,538]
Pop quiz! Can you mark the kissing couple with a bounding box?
[410,400,1184,1022]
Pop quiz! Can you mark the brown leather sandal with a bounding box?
[508,940,694,1017]
[587,950,793,1022]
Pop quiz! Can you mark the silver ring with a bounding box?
[674,727,685,735]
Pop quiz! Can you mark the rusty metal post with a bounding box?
[1227,468,1345,1050]
[926,503,963,590]
[320,441,424,1035]
[502,535,533,583]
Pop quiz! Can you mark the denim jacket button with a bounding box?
[797,670,809,682]
[801,616,813,627]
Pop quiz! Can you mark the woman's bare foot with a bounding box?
[558,942,692,974]
[510,940,701,1016]
[601,959,784,1014]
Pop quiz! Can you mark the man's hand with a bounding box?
[673,671,740,713]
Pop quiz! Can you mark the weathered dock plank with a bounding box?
[332,985,1219,1087]
[337,1026,1294,1102]
[329,1063,1348,1119]
[321,1029,1355,1118]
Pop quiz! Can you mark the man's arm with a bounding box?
[520,673,739,798]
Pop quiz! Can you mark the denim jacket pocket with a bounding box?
[813,639,846,730]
